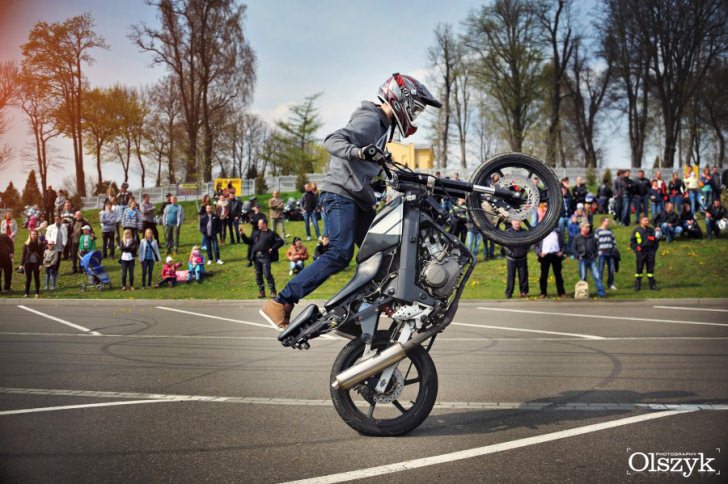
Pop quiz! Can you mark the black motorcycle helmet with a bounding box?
[378,73,442,138]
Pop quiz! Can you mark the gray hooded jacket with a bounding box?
[319,101,391,211]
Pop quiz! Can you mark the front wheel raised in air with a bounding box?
[330,332,438,436]
[467,152,563,247]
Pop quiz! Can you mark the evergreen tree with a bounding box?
[1,181,22,211]
[270,93,326,175]
[21,169,43,207]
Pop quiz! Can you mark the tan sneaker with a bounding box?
[260,299,294,329]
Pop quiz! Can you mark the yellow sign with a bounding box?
[214,178,242,196]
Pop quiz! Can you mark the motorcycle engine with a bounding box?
[420,229,462,299]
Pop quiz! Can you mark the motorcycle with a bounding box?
[277,149,562,436]
[284,197,304,221]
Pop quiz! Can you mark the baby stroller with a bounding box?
[79,250,112,291]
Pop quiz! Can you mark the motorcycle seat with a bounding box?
[324,252,383,311]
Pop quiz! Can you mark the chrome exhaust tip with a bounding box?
[331,343,406,390]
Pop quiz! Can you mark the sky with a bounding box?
[0,0,618,193]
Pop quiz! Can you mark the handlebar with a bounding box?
[390,168,526,202]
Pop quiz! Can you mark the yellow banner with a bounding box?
[214,178,242,196]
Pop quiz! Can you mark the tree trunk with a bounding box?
[96,143,103,188]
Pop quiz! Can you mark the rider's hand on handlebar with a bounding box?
[358,144,386,163]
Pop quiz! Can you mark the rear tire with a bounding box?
[467,153,562,247]
[330,332,438,436]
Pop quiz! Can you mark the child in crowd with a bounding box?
[157,256,180,288]
[187,246,205,283]
[567,214,581,258]
[78,225,96,258]
[138,228,162,289]
[286,237,309,275]
[120,228,137,290]
[43,240,59,290]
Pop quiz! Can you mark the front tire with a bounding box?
[467,152,563,247]
[330,332,438,436]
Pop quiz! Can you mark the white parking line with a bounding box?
[282,410,694,484]
[653,305,728,313]
[477,307,728,328]
[452,322,605,340]
[156,306,271,329]
[3,387,727,411]
[17,305,102,335]
[157,306,336,339]
[0,399,173,416]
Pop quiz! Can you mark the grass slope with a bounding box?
[2,195,727,300]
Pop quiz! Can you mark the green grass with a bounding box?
[3,197,727,300]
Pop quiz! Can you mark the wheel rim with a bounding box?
[468,154,562,245]
[336,343,428,425]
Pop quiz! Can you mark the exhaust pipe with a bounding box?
[331,326,442,390]
[332,343,406,390]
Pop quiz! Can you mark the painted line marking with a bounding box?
[282,410,694,484]
[0,399,173,416]
[17,305,101,335]
[477,307,728,328]
[157,306,337,339]
[156,306,271,329]
[653,305,728,313]
[1,388,727,411]
[0,331,727,343]
[452,321,605,340]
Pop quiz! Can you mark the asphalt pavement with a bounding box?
[0,298,726,483]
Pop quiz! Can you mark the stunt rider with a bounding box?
[261,73,442,328]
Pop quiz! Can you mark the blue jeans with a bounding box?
[598,254,615,287]
[621,194,632,225]
[651,201,664,218]
[466,228,481,257]
[688,190,699,214]
[578,259,606,297]
[202,233,220,261]
[303,211,320,238]
[289,260,305,272]
[321,210,329,236]
[634,195,649,223]
[670,195,684,211]
[660,223,683,242]
[278,192,375,305]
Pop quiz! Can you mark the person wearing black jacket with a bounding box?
[301,183,321,241]
[228,192,242,244]
[44,186,57,221]
[199,204,223,264]
[597,180,612,214]
[679,203,702,239]
[533,228,565,298]
[630,216,659,290]
[633,170,650,223]
[241,218,284,299]
[621,169,635,226]
[573,222,606,297]
[652,202,682,242]
[571,176,588,206]
[22,229,44,298]
[503,220,529,298]
[705,198,725,239]
[246,205,268,267]
[0,232,14,292]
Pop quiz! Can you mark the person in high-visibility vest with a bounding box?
[630,216,659,291]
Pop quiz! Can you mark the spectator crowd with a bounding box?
[0,166,724,299]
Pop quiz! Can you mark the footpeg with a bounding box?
[278,304,324,349]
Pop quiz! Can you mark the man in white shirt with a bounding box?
[44,214,67,273]
[534,227,566,298]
